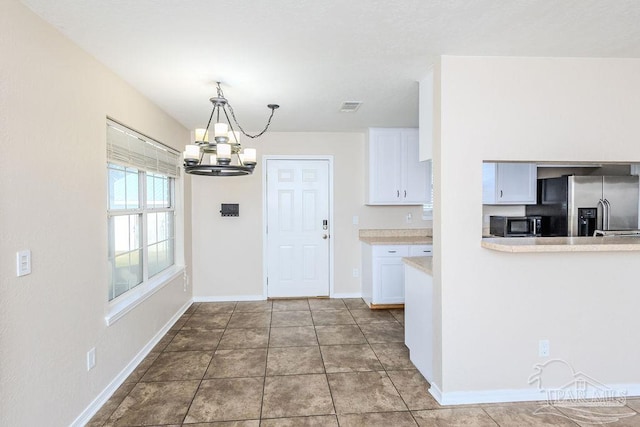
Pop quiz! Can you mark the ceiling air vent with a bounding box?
[340,101,362,112]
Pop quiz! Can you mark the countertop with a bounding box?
[360,236,433,245]
[482,236,640,253]
[359,228,433,245]
[402,256,433,275]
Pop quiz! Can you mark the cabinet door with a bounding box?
[368,130,402,204]
[402,130,429,204]
[483,162,537,205]
[375,257,405,304]
[497,163,536,204]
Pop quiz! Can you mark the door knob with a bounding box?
[322,234,329,240]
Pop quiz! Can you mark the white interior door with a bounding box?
[266,159,330,297]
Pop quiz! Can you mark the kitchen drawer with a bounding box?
[410,245,433,256]
[372,245,410,257]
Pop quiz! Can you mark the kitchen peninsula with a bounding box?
[482,236,640,252]
[359,229,432,308]
[403,255,433,383]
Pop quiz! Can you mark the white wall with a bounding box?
[0,1,191,425]
[434,56,640,401]
[192,131,430,299]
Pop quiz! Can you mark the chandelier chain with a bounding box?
[226,102,277,139]
[216,82,277,139]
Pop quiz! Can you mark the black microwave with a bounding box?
[490,216,542,237]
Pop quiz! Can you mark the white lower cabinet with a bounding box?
[361,243,432,306]
[404,263,433,383]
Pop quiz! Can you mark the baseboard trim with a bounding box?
[331,292,362,299]
[429,382,443,403]
[193,294,362,302]
[194,295,266,302]
[71,299,193,426]
[432,383,640,406]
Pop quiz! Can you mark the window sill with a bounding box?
[105,265,185,326]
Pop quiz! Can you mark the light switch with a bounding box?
[352,215,359,225]
[16,250,32,277]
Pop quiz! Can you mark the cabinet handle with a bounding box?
[500,190,503,198]
[388,250,397,253]
[404,190,407,198]
[397,190,400,198]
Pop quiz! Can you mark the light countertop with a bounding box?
[402,256,433,275]
[360,236,433,245]
[482,236,640,253]
[359,228,432,245]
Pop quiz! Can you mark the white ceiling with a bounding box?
[20,0,640,133]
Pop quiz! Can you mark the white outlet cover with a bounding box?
[87,348,96,371]
[539,340,550,357]
[16,250,31,277]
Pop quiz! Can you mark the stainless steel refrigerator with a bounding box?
[525,176,639,236]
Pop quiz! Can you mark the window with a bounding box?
[107,120,180,302]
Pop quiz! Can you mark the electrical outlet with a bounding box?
[352,268,359,278]
[87,348,96,371]
[16,250,31,277]
[406,213,413,223]
[539,340,550,357]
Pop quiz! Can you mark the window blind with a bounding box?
[107,120,180,178]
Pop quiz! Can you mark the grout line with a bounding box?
[258,302,274,420]
[179,308,219,425]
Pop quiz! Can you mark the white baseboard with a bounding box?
[194,295,266,302]
[429,382,443,403]
[431,383,640,406]
[71,299,193,427]
[331,292,362,299]
[193,294,362,301]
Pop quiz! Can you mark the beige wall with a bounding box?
[191,131,430,298]
[434,56,640,399]
[0,1,191,425]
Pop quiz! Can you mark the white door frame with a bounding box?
[262,155,334,299]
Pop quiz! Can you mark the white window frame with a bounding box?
[105,119,185,326]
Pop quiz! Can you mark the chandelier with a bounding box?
[183,82,279,176]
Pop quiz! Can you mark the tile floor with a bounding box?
[88,298,640,426]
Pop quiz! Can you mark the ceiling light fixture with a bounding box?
[183,82,279,176]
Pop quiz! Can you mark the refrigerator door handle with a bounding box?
[598,199,608,230]
[604,199,612,230]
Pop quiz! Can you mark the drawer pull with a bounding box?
[388,250,397,253]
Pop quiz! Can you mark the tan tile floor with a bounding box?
[87,298,640,426]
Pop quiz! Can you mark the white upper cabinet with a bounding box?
[483,162,537,205]
[367,128,429,205]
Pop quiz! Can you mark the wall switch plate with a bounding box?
[539,339,550,357]
[87,348,96,371]
[406,213,413,223]
[16,250,31,277]
[352,215,359,225]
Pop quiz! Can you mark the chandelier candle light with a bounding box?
[183,82,279,176]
